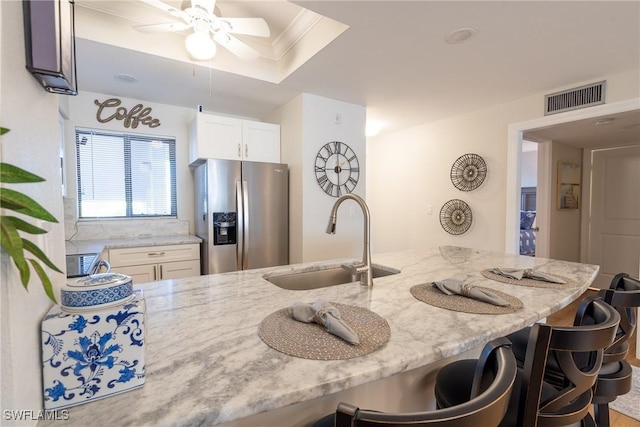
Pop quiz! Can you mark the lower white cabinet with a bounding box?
[108,244,200,284]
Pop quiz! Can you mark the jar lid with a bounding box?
[61,273,133,310]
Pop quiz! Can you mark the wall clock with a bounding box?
[315,141,360,197]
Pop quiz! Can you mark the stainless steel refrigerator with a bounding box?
[194,159,289,274]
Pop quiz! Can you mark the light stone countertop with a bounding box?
[40,246,598,426]
[64,235,202,255]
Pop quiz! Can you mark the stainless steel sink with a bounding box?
[263,265,400,290]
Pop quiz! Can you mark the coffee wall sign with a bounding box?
[94,98,161,129]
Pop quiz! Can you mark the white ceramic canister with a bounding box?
[41,273,146,410]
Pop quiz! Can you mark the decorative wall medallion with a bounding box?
[94,98,161,129]
[440,199,473,235]
[315,141,360,197]
[450,153,487,191]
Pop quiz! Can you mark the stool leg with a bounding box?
[594,403,610,427]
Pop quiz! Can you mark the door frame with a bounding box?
[505,98,640,255]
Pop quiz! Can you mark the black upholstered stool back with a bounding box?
[313,337,517,427]
[437,296,620,427]
[592,273,640,427]
[598,273,640,364]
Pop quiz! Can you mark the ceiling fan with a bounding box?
[134,0,270,61]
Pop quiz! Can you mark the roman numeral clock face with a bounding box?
[315,141,360,197]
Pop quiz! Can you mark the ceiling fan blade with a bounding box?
[139,0,190,22]
[190,0,216,16]
[133,22,191,33]
[213,32,260,61]
[217,17,270,37]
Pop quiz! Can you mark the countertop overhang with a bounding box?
[40,246,598,426]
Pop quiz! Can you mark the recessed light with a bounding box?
[445,27,476,44]
[594,118,615,126]
[115,73,137,83]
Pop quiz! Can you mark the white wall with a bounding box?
[549,142,583,262]
[301,94,367,262]
[369,69,640,255]
[521,149,538,188]
[63,92,197,239]
[265,95,304,262]
[267,93,367,264]
[1,1,67,423]
[367,100,533,254]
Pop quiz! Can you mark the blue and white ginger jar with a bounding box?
[41,273,146,410]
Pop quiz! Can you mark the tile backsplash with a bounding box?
[64,197,190,241]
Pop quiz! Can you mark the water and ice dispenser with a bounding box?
[213,212,237,245]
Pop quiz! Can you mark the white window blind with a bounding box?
[75,128,177,219]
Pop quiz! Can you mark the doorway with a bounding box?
[519,140,538,257]
[506,98,640,281]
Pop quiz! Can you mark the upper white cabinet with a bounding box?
[241,120,281,163]
[189,112,280,165]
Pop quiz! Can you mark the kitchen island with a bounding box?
[40,246,598,426]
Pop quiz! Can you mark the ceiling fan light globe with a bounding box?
[185,31,217,60]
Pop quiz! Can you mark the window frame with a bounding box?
[75,127,177,220]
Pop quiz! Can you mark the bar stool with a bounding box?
[506,274,640,426]
[434,296,620,427]
[592,273,640,427]
[312,337,517,427]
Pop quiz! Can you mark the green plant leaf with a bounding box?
[0,188,58,222]
[0,127,9,135]
[23,239,62,273]
[0,163,45,184]
[1,215,47,234]
[0,220,30,288]
[0,217,23,258]
[28,259,57,303]
[0,147,61,301]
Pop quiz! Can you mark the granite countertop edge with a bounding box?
[65,235,202,255]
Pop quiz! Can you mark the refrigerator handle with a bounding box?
[241,180,249,270]
[235,180,244,270]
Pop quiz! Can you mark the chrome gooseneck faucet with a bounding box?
[326,194,373,286]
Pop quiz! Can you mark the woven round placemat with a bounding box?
[258,302,390,360]
[410,284,523,314]
[480,270,575,289]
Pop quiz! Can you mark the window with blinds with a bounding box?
[75,128,177,219]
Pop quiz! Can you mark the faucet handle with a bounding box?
[352,263,369,274]
[341,262,368,274]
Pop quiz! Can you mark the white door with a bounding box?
[587,144,640,288]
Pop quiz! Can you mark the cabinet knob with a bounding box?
[238,143,241,158]
[245,144,248,158]
[148,252,165,257]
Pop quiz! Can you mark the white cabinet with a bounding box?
[241,120,281,163]
[189,112,280,165]
[108,244,200,284]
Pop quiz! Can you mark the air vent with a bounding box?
[544,81,606,115]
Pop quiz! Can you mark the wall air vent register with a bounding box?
[544,81,606,115]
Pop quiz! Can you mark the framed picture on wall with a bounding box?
[557,161,581,209]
